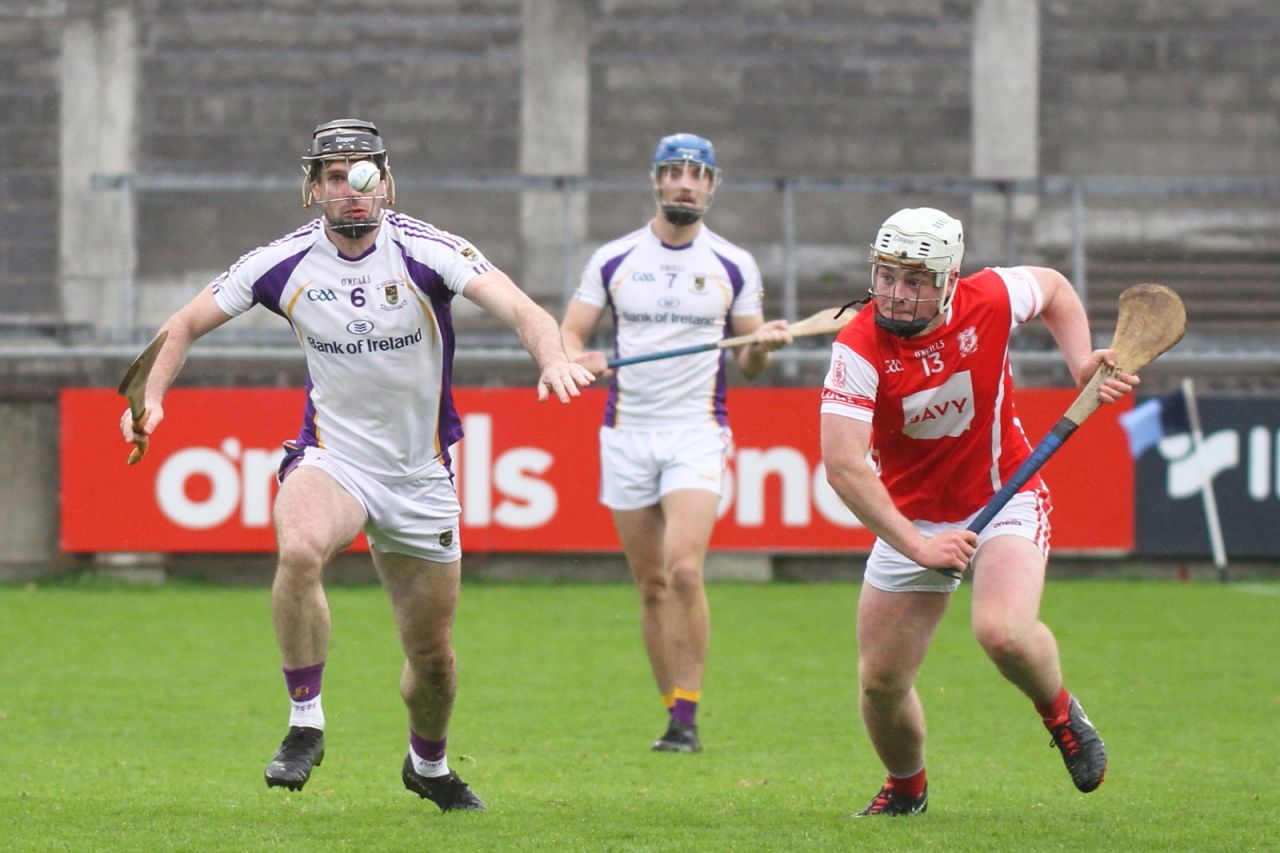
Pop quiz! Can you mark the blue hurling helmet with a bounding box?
[652,132,717,171]
[651,133,719,226]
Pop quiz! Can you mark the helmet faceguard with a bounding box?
[301,119,396,239]
[650,133,719,226]
[867,207,964,338]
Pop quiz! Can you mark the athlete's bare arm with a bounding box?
[120,285,234,444]
[464,269,594,402]
[1025,266,1137,404]
[820,413,975,573]
[559,297,611,377]
[728,313,792,380]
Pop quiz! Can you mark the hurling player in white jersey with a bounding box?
[120,119,593,811]
[819,208,1139,816]
[561,133,791,754]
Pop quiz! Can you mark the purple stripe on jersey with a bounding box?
[599,247,635,299]
[598,246,635,428]
[420,235,467,253]
[604,300,621,428]
[658,237,695,250]
[337,241,377,263]
[710,251,745,427]
[597,249,635,429]
[388,212,465,249]
[398,244,464,452]
[251,247,313,318]
[712,250,746,299]
[713,350,730,427]
[226,220,321,279]
[386,211,478,257]
[293,376,320,449]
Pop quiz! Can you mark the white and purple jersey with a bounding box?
[210,210,493,481]
[575,224,764,429]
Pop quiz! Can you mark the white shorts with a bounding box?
[863,489,1051,593]
[599,425,731,511]
[288,446,462,562]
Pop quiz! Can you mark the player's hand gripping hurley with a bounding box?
[941,284,1186,579]
[605,304,853,369]
[117,330,169,465]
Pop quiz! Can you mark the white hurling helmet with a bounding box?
[868,207,965,337]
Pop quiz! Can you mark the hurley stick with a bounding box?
[117,330,169,465]
[939,284,1187,579]
[606,304,854,369]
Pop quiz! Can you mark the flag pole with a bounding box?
[1181,378,1227,582]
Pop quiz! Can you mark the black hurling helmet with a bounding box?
[300,119,396,238]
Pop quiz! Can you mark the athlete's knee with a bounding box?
[404,638,455,681]
[634,570,671,607]
[858,661,913,706]
[276,521,353,576]
[275,536,330,579]
[668,557,704,597]
[973,616,1035,665]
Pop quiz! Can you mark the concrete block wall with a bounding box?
[136,2,525,282]
[4,1,1275,332]
[1042,2,1280,176]
[0,399,59,567]
[0,7,61,318]
[585,1,975,250]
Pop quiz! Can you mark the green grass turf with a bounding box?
[1,577,1277,851]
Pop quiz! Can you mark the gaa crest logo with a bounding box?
[460,246,480,263]
[958,326,978,356]
[438,529,454,548]
[692,276,707,292]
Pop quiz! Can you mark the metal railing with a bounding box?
[4,172,1277,374]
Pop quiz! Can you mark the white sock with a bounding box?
[410,744,450,778]
[289,693,325,730]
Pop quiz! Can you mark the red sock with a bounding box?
[1035,687,1071,724]
[888,767,927,799]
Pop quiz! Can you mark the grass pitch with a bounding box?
[1,577,1277,851]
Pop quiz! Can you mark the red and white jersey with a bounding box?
[820,266,1046,522]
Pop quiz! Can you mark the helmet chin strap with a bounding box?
[870,289,943,338]
[874,312,934,338]
[325,215,380,239]
[321,194,384,239]
[660,204,703,226]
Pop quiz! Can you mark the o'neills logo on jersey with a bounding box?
[911,340,945,359]
[901,371,975,440]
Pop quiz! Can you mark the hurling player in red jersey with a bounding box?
[819,208,1138,816]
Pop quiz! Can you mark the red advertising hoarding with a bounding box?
[60,387,1133,553]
